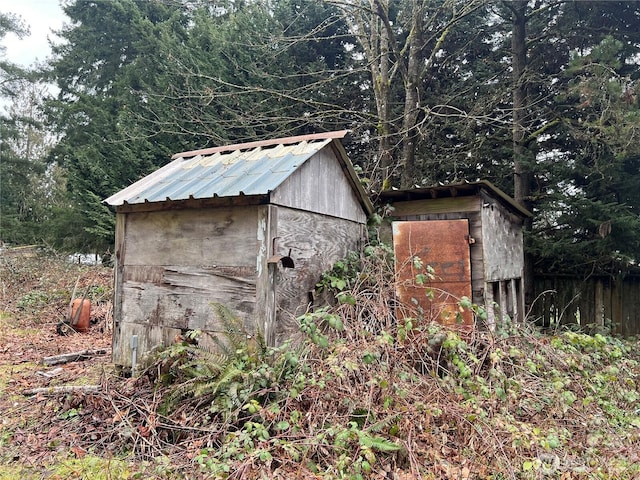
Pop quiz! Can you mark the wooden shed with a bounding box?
[379,181,531,329]
[105,131,373,367]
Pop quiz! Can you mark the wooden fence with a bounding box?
[531,274,640,337]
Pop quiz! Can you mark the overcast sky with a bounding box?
[1,0,66,67]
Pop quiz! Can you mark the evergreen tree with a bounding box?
[46,0,191,251]
[0,12,41,245]
[531,33,640,275]
[1,81,62,245]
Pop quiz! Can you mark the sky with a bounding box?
[1,0,66,67]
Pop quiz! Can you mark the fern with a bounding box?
[167,376,200,403]
[210,302,252,357]
[193,364,243,398]
[366,413,401,434]
[179,349,228,377]
[357,431,401,452]
[158,302,277,420]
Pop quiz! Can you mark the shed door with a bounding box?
[392,220,473,327]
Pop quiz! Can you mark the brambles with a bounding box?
[124,247,640,477]
[2,247,639,478]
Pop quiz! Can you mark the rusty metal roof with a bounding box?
[105,130,367,208]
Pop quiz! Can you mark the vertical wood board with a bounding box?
[622,277,640,336]
[112,213,127,361]
[254,205,278,346]
[270,148,367,223]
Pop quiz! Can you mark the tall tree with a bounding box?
[0,11,27,96]
[328,0,489,189]
[525,2,640,277]
[1,81,62,245]
[46,0,191,251]
[0,12,41,245]
[530,33,640,275]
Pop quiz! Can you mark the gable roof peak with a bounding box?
[172,130,350,160]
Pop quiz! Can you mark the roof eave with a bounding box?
[379,180,532,218]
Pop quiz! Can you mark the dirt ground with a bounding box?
[0,251,115,475]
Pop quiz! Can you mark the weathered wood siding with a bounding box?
[270,148,367,224]
[388,196,479,217]
[269,206,365,345]
[532,274,640,336]
[112,206,263,366]
[480,192,525,282]
[478,193,526,324]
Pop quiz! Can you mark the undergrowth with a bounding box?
[13,245,640,479]
[0,248,112,325]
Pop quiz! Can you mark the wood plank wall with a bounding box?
[479,192,525,282]
[112,206,262,366]
[532,275,640,336]
[270,206,365,345]
[270,148,367,224]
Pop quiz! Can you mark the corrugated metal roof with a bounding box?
[105,132,346,206]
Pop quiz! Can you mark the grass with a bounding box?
[47,455,137,480]
[0,311,11,332]
[0,363,37,400]
[0,455,138,480]
[0,465,34,480]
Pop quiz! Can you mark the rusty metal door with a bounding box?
[392,220,473,327]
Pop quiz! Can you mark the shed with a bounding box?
[105,130,373,367]
[379,181,531,329]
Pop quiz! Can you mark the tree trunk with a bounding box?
[372,2,394,179]
[351,0,394,188]
[512,1,528,205]
[400,0,424,188]
[511,0,534,311]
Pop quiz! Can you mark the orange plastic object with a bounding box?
[71,298,91,333]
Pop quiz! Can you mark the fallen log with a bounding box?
[42,349,108,366]
[22,385,101,396]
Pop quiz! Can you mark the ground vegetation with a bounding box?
[1,250,639,479]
